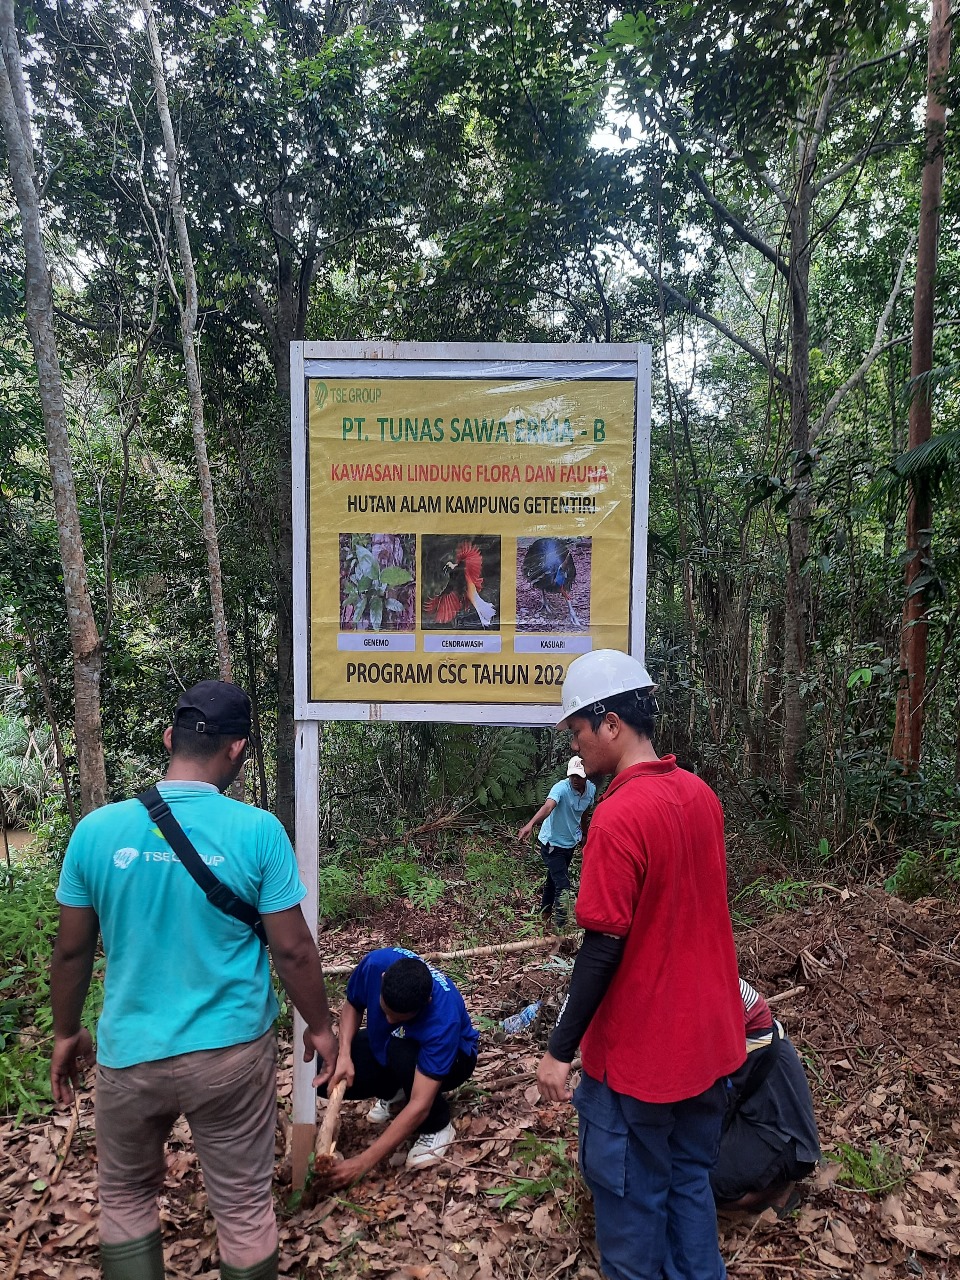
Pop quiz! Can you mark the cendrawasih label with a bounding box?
[306,376,636,704]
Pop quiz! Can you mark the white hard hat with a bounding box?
[557,649,654,728]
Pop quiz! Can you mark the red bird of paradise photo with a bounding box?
[421,535,501,630]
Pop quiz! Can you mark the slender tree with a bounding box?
[0,0,107,812]
[892,0,952,769]
[139,0,232,681]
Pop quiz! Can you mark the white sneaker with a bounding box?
[405,1121,456,1168]
[367,1088,405,1123]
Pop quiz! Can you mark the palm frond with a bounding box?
[899,362,960,410]
[865,428,960,506]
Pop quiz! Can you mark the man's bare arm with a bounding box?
[262,906,338,1082]
[50,906,99,1103]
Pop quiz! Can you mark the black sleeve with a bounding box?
[547,931,626,1063]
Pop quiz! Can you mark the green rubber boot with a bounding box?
[219,1250,279,1280]
[100,1229,165,1280]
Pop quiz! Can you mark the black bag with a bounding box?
[137,785,267,945]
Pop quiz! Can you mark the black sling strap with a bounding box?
[137,785,267,945]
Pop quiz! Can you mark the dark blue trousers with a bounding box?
[538,841,575,926]
[575,1071,727,1280]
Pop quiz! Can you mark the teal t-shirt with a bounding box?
[539,778,596,848]
[56,782,306,1068]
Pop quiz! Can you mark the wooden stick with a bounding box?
[767,985,805,1006]
[315,1079,347,1157]
[422,936,568,962]
[323,935,568,975]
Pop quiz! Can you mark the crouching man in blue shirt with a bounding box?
[316,948,479,1186]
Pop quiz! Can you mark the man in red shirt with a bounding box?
[537,650,745,1280]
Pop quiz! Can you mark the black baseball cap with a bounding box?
[173,681,252,736]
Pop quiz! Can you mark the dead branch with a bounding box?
[322,935,568,975]
[767,985,806,1006]
[359,811,464,849]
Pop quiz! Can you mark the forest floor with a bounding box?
[3,884,960,1280]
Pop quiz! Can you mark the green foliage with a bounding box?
[830,1141,906,1194]
[731,876,823,923]
[339,534,415,632]
[314,834,538,925]
[885,427,960,502]
[485,1134,579,1209]
[757,878,817,912]
[0,861,55,1116]
[420,726,543,814]
[0,706,57,830]
[884,821,960,900]
[885,849,936,900]
[319,722,549,844]
[362,851,446,910]
[464,843,520,907]
[315,847,449,922]
[2,0,959,904]
[0,856,103,1120]
[316,856,358,922]
[599,0,913,160]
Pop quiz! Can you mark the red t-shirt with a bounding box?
[576,756,745,1103]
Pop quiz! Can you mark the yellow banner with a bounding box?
[306,375,636,704]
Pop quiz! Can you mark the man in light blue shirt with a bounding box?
[519,755,596,927]
[50,681,338,1280]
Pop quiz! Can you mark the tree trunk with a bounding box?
[892,0,951,770]
[141,0,233,682]
[243,601,270,808]
[0,0,107,814]
[757,601,784,777]
[259,186,317,839]
[782,168,814,788]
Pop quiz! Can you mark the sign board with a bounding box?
[292,342,651,723]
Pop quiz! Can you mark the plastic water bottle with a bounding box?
[501,1001,542,1034]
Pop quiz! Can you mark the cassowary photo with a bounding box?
[422,535,501,630]
[516,536,591,633]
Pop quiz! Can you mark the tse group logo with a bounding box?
[314,381,383,411]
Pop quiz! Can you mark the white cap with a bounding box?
[558,649,654,728]
[566,755,586,778]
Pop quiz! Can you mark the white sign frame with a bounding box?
[291,340,652,724]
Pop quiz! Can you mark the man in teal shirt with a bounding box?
[519,755,596,927]
[51,681,338,1280]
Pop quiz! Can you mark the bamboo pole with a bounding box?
[322,935,567,975]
